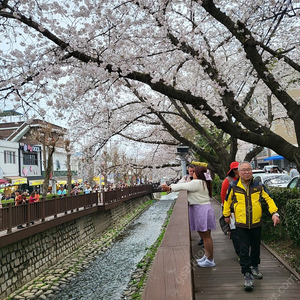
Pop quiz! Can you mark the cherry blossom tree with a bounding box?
[30,122,64,196]
[1,0,300,173]
[115,82,264,177]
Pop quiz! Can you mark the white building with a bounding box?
[0,140,20,181]
[0,117,80,193]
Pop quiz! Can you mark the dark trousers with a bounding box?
[236,226,262,274]
[230,228,240,256]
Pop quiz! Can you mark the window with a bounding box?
[4,151,16,164]
[23,153,38,165]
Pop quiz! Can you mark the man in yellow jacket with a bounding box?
[223,161,280,291]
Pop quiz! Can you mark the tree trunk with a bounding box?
[42,148,54,197]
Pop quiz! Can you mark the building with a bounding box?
[0,118,79,195]
[253,89,300,170]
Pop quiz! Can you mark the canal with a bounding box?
[54,193,177,300]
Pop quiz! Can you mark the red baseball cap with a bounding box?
[227,161,239,175]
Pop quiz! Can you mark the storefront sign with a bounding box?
[71,179,83,184]
[29,179,44,186]
[57,180,67,185]
[11,177,27,185]
[20,143,40,152]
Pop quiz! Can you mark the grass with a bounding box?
[266,239,300,274]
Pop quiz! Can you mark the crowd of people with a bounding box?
[0,181,142,206]
[0,190,40,204]
[161,160,281,292]
[56,183,101,195]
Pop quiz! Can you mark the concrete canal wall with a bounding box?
[0,195,151,300]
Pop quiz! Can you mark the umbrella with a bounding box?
[263,155,284,161]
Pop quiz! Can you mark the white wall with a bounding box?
[52,148,68,171]
[0,140,20,178]
[40,147,79,175]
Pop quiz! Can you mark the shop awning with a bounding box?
[27,176,44,186]
[29,180,44,186]
[263,155,284,161]
[51,176,83,185]
[57,180,67,185]
[72,178,83,184]
[5,176,28,185]
[0,179,9,184]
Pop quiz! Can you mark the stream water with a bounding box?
[54,193,177,300]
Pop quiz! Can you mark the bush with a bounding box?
[286,198,300,246]
[261,186,300,242]
[212,174,222,197]
[46,193,59,199]
[1,199,15,207]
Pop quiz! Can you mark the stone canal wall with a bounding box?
[0,195,151,300]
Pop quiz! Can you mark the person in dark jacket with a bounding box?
[223,161,280,291]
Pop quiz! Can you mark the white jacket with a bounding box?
[170,179,211,205]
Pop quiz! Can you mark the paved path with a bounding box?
[191,199,300,300]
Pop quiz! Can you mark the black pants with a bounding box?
[236,226,261,274]
[230,228,240,256]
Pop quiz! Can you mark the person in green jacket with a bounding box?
[223,161,280,291]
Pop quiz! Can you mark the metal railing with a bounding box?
[0,184,156,234]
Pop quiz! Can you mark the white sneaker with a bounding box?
[198,258,216,268]
[196,255,206,263]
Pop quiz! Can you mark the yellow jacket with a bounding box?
[223,178,278,229]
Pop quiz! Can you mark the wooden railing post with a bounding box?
[41,196,45,222]
[7,203,12,234]
[70,195,73,213]
[65,195,68,215]
[54,197,58,218]
[26,202,31,227]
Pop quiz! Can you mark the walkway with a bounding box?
[191,199,300,300]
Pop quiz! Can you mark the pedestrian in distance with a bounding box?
[34,189,40,202]
[15,190,25,229]
[15,190,24,206]
[28,191,36,225]
[84,184,92,194]
[289,166,299,178]
[178,163,195,183]
[223,161,280,291]
[71,187,79,196]
[5,193,12,200]
[22,192,28,204]
[161,165,216,268]
[220,161,240,258]
[57,186,66,195]
[29,191,37,203]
